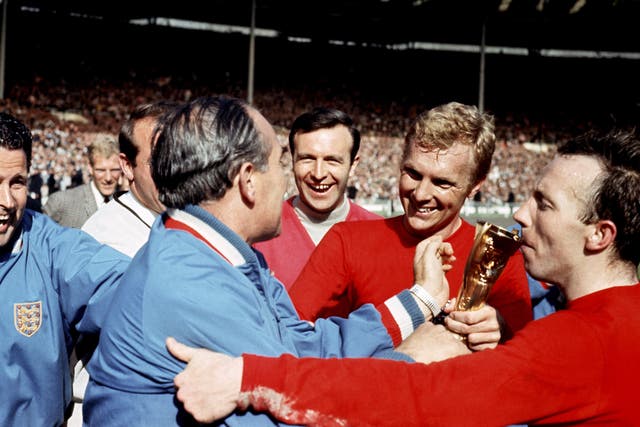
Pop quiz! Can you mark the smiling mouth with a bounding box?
[308,183,332,193]
[414,206,437,214]
[0,213,12,231]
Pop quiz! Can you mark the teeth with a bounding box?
[310,184,331,192]
[416,207,435,213]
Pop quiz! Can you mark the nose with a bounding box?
[412,179,434,202]
[0,184,16,210]
[311,160,327,180]
[513,198,530,227]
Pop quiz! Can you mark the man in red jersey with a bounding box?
[168,129,640,427]
[288,102,531,346]
[254,108,380,289]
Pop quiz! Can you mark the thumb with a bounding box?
[166,336,196,363]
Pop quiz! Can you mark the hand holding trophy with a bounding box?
[432,221,522,347]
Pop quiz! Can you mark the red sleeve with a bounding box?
[240,315,607,427]
[289,226,354,320]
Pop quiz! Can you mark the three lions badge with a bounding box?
[14,302,42,337]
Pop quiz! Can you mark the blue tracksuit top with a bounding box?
[0,210,130,426]
[85,205,406,426]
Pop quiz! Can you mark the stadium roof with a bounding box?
[13,0,640,54]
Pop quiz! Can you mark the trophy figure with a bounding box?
[455,221,522,312]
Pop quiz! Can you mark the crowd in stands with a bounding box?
[0,76,624,207]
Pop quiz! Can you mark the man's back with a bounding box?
[85,206,399,426]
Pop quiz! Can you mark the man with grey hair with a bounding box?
[83,96,450,426]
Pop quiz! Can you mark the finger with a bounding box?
[442,298,456,314]
[466,332,501,351]
[166,337,195,363]
[443,316,467,335]
[439,242,455,257]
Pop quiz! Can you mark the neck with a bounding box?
[403,215,463,241]
[293,195,350,245]
[293,195,349,223]
[199,196,249,243]
[559,258,638,301]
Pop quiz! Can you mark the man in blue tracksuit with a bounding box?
[0,112,130,426]
[85,96,451,426]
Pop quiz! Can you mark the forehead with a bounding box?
[405,140,476,174]
[0,147,28,175]
[539,155,602,199]
[92,154,120,166]
[294,125,352,152]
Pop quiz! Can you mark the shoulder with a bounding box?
[47,184,89,204]
[324,216,393,245]
[22,210,96,251]
[347,201,383,220]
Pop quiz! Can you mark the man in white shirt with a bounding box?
[82,101,178,257]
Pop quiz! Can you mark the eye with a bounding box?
[536,200,550,210]
[433,179,453,189]
[533,193,551,211]
[402,167,421,180]
[11,177,27,189]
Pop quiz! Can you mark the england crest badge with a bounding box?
[14,301,42,337]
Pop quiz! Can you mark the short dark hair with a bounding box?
[558,129,640,265]
[152,96,270,209]
[0,112,32,168]
[119,101,180,167]
[288,107,360,163]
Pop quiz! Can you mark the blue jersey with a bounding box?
[86,205,409,426]
[0,210,129,426]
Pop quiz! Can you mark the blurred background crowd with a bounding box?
[2,76,621,212]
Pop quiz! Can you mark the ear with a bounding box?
[467,178,485,199]
[348,155,360,177]
[585,219,617,252]
[119,153,135,181]
[237,162,257,205]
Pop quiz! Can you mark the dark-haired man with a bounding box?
[255,107,379,289]
[0,111,129,426]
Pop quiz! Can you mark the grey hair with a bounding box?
[152,96,271,208]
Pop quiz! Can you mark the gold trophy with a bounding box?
[455,221,522,312]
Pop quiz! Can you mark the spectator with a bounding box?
[43,135,121,228]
